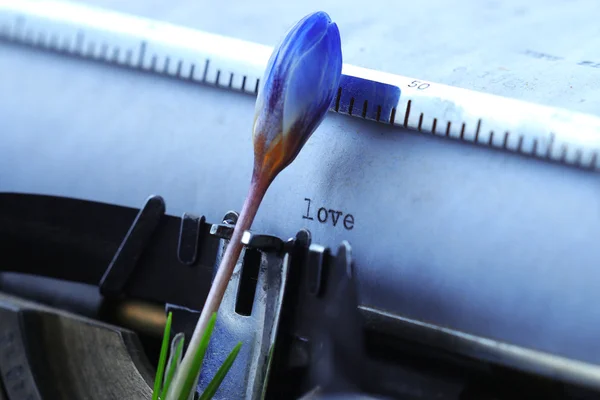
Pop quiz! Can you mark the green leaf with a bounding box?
[153,311,173,400]
[260,344,275,400]
[198,342,242,400]
[177,312,218,400]
[160,333,185,400]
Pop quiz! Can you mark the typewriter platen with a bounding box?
[0,193,599,400]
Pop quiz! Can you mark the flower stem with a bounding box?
[166,175,269,399]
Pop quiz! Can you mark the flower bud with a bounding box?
[252,11,343,183]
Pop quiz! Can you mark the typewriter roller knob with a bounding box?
[0,292,154,400]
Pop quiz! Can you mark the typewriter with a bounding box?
[2,191,600,400]
[2,1,600,399]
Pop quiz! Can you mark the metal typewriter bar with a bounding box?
[361,306,600,393]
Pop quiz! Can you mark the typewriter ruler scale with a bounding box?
[2,0,600,397]
[1,0,600,169]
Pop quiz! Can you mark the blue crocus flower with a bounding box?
[252,11,343,183]
[164,13,342,400]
